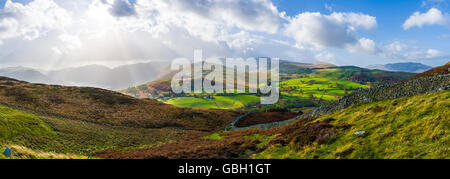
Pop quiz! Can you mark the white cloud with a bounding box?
[284,12,377,50]
[380,41,448,60]
[403,8,449,30]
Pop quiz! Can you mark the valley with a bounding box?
[0,61,448,159]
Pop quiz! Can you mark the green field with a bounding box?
[253,90,450,159]
[165,95,261,109]
[122,64,415,111]
[164,74,370,109]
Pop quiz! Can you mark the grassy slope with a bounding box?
[280,76,370,101]
[0,77,241,131]
[315,66,415,83]
[165,95,260,109]
[0,76,242,158]
[253,90,449,159]
[0,144,86,159]
[120,64,414,110]
[155,68,375,109]
[0,105,74,159]
[0,104,206,158]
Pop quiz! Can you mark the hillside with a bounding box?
[121,62,415,111]
[0,77,242,131]
[253,90,449,159]
[98,90,449,159]
[0,62,172,90]
[0,76,247,158]
[302,74,450,119]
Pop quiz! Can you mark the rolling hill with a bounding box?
[121,61,415,111]
[0,67,54,84]
[0,62,448,159]
[97,90,449,159]
[0,102,206,158]
[99,79,449,159]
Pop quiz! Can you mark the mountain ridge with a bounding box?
[367,62,432,73]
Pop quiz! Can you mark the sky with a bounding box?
[0,0,449,70]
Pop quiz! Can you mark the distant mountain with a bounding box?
[0,67,53,84]
[367,62,432,73]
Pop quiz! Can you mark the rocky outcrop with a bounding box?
[234,74,450,130]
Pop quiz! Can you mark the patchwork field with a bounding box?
[164,95,261,109]
[0,104,205,158]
